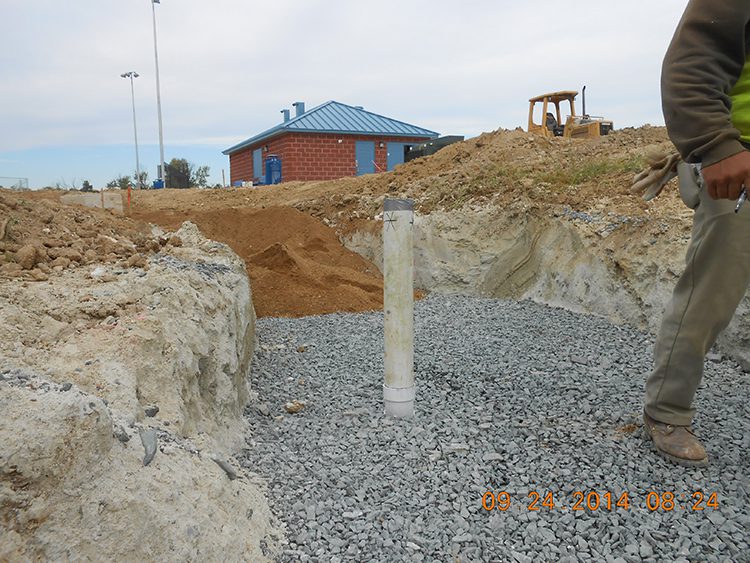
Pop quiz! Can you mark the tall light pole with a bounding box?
[121,71,142,189]
[151,0,166,187]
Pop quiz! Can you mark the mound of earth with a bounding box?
[0,190,180,283]
[131,125,678,230]
[131,206,384,317]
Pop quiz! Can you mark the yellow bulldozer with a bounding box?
[527,87,613,139]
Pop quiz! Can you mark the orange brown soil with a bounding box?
[132,205,384,317]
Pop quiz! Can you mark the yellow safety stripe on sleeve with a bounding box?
[730,56,750,143]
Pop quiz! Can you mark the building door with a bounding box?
[355,141,375,175]
[253,148,263,182]
[387,142,407,171]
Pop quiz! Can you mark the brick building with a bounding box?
[222,101,438,185]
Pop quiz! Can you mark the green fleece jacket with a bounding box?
[662,0,750,165]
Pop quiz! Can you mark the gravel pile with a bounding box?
[240,295,750,562]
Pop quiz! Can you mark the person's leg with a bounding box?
[646,196,750,425]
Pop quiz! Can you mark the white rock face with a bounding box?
[0,222,280,562]
[344,206,750,369]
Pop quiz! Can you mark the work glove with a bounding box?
[630,150,681,201]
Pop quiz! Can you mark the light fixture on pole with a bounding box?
[120,71,142,190]
[151,0,166,187]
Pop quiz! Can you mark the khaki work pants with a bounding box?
[645,185,750,426]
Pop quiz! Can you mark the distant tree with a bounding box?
[192,165,210,188]
[134,170,149,189]
[165,158,192,189]
[163,158,212,188]
[81,180,94,192]
[106,175,132,190]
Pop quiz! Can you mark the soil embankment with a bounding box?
[0,192,281,561]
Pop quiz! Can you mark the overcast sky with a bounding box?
[0,0,688,189]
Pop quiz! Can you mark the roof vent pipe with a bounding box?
[281,109,290,122]
[292,101,305,117]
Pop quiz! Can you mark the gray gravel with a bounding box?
[240,294,750,562]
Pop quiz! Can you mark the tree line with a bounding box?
[104,158,212,189]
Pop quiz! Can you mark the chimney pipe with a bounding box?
[292,101,305,117]
[582,85,587,117]
[281,109,290,122]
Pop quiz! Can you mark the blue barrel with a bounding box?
[152,179,164,189]
[265,155,282,185]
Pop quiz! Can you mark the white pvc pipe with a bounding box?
[383,198,415,418]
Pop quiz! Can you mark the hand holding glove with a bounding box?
[630,150,681,201]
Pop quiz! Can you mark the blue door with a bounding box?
[387,142,406,171]
[355,141,375,175]
[253,148,263,183]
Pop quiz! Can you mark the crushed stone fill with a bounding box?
[241,294,750,563]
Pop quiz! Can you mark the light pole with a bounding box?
[151,0,166,187]
[121,71,142,189]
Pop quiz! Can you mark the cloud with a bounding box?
[0,0,689,186]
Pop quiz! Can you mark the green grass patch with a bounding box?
[536,155,645,188]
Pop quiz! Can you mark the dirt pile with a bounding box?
[0,190,180,283]
[132,206,383,317]
[131,126,675,224]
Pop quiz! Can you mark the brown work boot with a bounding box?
[642,411,708,467]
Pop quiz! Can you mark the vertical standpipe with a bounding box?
[383,198,415,418]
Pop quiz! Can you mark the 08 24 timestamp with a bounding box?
[481,491,719,512]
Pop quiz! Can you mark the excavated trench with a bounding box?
[342,205,750,369]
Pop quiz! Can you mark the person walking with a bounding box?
[644,0,750,467]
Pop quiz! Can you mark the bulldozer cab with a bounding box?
[528,91,576,137]
[528,90,613,139]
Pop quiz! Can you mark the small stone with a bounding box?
[127,254,148,269]
[114,425,130,443]
[29,269,48,281]
[168,235,183,247]
[144,405,159,417]
[571,355,589,366]
[61,382,73,392]
[483,452,504,462]
[0,262,22,276]
[639,542,653,558]
[444,443,470,454]
[406,542,422,551]
[139,429,158,466]
[285,400,305,414]
[257,403,271,417]
[706,352,723,363]
[708,511,726,527]
[15,245,37,270]
[212,457,238,480]
[50,256,71,269]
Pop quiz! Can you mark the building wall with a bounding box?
[229,150,253,185]
[228,132,430,184]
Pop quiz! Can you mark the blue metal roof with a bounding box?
[222,100,439,155]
